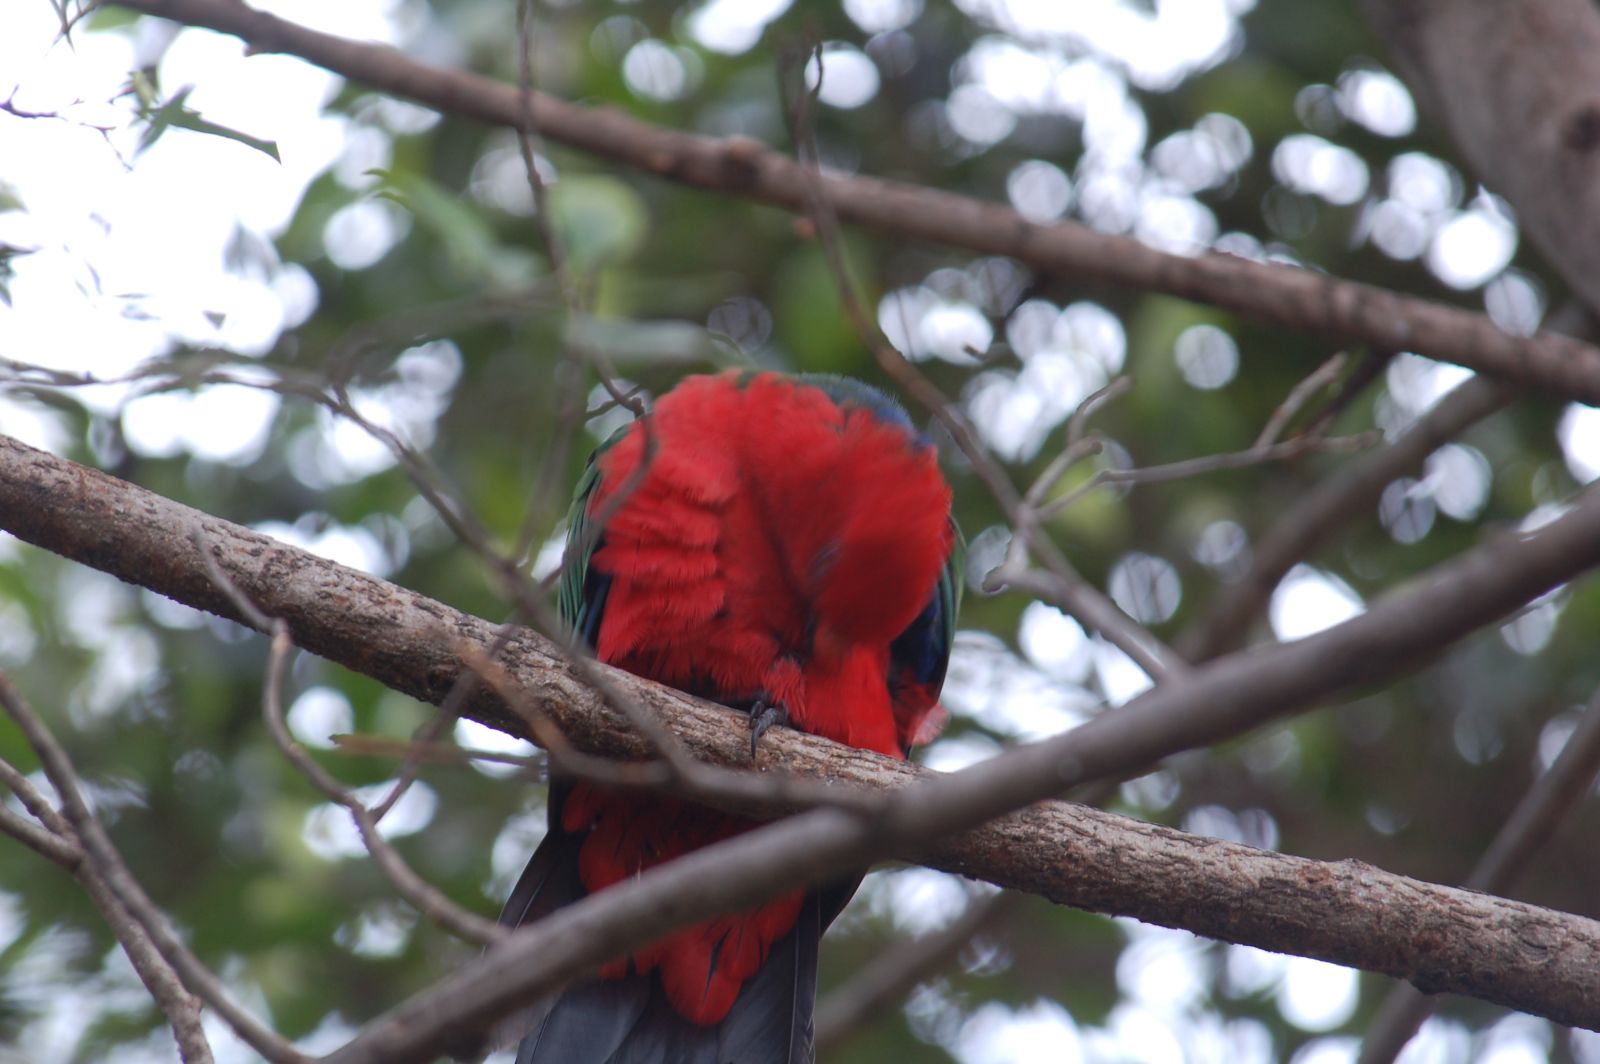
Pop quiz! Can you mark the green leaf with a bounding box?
[134,82,281,162]
[162,108,282,162]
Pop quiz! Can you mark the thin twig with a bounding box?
[1038,429,1381,520]
[0,759,81,866]
[0,673,278,1063]
[367,706,461,823]
[815,890,1016,1052]
[1299,347,1393,439]
[1255,351,1348,448]
[262,625,506,943]
[332,732,545,772]
[1019,376,1129,509]
[0,748,75,837]
[1068,375,1132,449]
[1358,686,1600,1064]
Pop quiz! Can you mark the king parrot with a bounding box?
[497,371,959,1063]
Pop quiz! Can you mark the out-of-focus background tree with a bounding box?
[3,0,1599,1061]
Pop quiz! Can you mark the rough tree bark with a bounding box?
[7,433,1600,1037]
[9,0,1600,1053]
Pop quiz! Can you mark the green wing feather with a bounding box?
[557,426,628,641]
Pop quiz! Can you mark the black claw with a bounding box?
[748,696,789,759]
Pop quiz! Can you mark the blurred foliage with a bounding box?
[3,0,1600,1061]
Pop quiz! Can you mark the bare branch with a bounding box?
[10,434,1600,1038]
[1254,351,1348,448]
[320,767,1600,1064]
[1037,428,1380,521]
[1,742,218,1034]
[0,674,229,1064]
[100,0,1600,405]
[1178,374,1514,661]
[815,890,1016,1053]
[0,756,81,866]
[70,865,216,1064]
[1359,686,1600,1064]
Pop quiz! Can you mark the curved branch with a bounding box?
[107,0,1600,405]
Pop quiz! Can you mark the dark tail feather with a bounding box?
[710,885,832,1063]
[493,790,858,1064]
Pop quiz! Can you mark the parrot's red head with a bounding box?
[576,370,959,757]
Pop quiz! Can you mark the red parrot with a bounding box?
[498,371,959,1063]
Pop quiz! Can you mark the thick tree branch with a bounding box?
[8,432,1600,1045]
[1365,0,1600,317]
[326,785,1600,1063]
[106,0,1600,405]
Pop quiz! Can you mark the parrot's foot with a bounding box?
[748,696,789,759]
